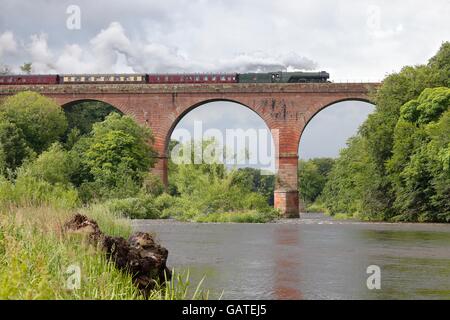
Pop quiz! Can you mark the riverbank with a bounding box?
[132,212,450,228]
[0,204,208,299]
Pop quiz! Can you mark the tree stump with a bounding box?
[63,214,172,298]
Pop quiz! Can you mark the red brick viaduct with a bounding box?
[0,82,379,217]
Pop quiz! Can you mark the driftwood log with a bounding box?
[63,214,171,298]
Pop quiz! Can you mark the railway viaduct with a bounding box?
[0,82,379,217]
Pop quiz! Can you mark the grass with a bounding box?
[306,202,327,213]
[0,204,210,300]
[192,210,279,223]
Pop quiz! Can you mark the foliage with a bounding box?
[193,210,278,223]
[20,62,32,74]
[387,88,450,221]
[0,91,68,153]
[63,101,120,139]
[321,137,380,218]
[321,43,450,222]
[298,158,334,205]
[232,167,275,205]
[19,143,74,186]
[106,195,163,219]
[0,175,79,209]
[165,140,279,222]
[0,119,34,174]
[70,113,156,201]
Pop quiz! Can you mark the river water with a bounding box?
[132,213,450,300]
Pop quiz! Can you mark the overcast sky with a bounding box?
[0,0,448,162]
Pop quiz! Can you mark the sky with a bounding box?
[0,0,448,163]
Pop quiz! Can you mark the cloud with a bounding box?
[0,31,17,59]
[1,22,318,74]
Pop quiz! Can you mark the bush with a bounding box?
[71,114,157,202]
[107,195,163,219]
[0,91,68,153]
[19,143,74,186]
[194,210,278,223]
[141,173,164,196]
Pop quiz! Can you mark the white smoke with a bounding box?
[0,31,17,59]
[1,22,318,74]
[216,52,317,72]
[27,33,56,73]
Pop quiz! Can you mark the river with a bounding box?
[132,213,450,300]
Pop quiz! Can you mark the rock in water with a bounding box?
[63,214,172,298]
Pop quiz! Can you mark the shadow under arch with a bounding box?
[164,98,274,157]
[61,99,125,137]
[297,97,375,151]
[61,98,124,115]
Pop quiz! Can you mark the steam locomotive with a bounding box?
[0,71,329,85]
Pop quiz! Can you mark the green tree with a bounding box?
[20,62,32,74]
[19,143,74,186]
[298,158,334,205]
[353,42,449,217]
[0,91,68,153]
[71,113,156,201]
[0,120,34,173]
[387,87,450,221]
[63,101,120,138]
[232,167,275,205]
[320,42,450,222]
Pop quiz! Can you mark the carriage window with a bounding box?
[195,76,200,81]
[204,76,208,81]
[212,76,216,81]
[220,76,226,81]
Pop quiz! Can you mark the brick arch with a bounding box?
[163,98,275,156]
[296,97,375,154]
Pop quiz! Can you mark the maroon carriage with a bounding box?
[0,75,59,85]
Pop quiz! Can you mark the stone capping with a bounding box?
[0,82,380,95]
